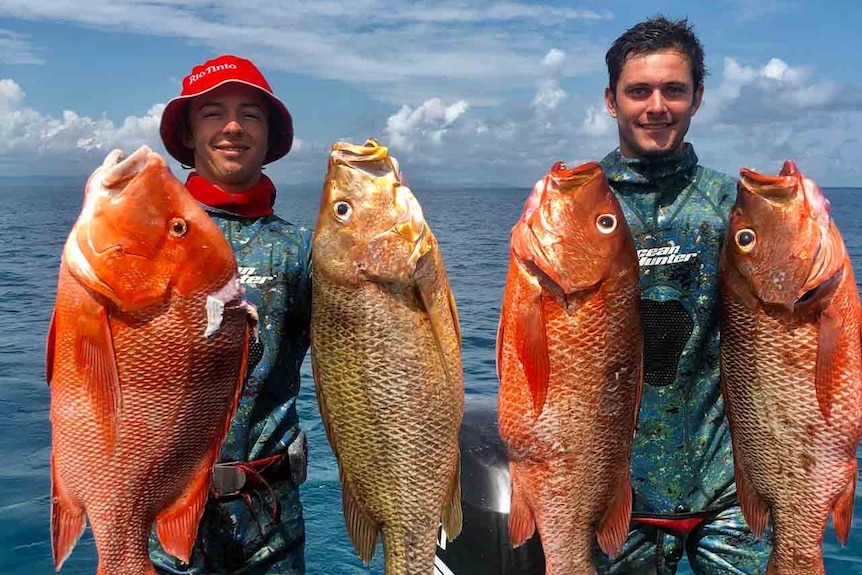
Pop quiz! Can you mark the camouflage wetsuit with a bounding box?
[150,206,312,575]
[595,145,772,575]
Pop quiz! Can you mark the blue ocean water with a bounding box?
[1,175,861,574]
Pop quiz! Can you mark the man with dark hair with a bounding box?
[597,15,772,574]
[434,15,773,575]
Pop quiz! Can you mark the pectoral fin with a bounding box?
[74,302,121,452]
[414,246,462,391]
[515,293,549,418]
[815,303,843,422]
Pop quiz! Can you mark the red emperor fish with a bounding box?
[47,146,256,575]
[720,160,862,575]
[496,161,643,575]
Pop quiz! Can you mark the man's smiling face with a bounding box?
[604,50,703,159]
[186,82,270,192]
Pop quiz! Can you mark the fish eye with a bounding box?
[596,214,618,234]
[333,201,352,222]
[169,218,188,238]
[735,229,756,252]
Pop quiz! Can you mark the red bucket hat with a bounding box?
[159,54,294,167]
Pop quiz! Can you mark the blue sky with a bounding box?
[0,0,860,186]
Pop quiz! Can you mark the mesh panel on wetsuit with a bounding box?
[248,337,264,374]
[641,299,693,387]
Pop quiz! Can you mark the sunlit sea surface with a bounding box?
[2,175,861,574]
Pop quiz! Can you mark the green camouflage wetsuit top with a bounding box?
[594,144,772,575]
[150,207,312,575]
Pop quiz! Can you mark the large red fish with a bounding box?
[47,146,255,575]
[496,161,643,574]
[720,160,862,575]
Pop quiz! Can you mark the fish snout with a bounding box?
[101,145,154,189]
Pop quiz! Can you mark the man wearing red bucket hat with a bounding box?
[151,54,311,575]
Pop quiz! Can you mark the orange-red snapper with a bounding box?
[720,160,862,575]
[47,146,256,575]
[496,161,643,575]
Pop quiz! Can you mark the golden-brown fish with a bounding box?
[310,139,463,575]
[496,161,642,574]
[720,160,862,575]
[47,147,255,575]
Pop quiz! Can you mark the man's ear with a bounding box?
[604,86,618,118]
[183,128,194,149]
[691,83,704,116]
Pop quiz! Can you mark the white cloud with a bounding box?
[722,0,796,24]
[542,48,566,70]
[532,80,566,113]
[0,1,608,105]
[690,57,862,184]
[532,49,567,113]
[384,98,469,152]
[581,104,614,137]
[0,79,165,166]
[705,57,857,124]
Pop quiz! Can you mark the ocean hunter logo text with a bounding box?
[638,243,698,267]
[188,63,238,85]
[238,267,273,286]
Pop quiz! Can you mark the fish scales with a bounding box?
[720,161,862,575]
[310,139,463,575]
[496,161,642,575]
[48,147,253,575]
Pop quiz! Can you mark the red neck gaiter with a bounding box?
[185,172,276,218]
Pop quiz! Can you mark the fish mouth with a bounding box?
[739,167,798,202]
[330,139,405,182]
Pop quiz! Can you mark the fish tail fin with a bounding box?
[596,475,632,557]
[441,450,463,541]
[507,467,536,547]
[832,462,857,545]
[341,468,379,564]
[51,454,86,571]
